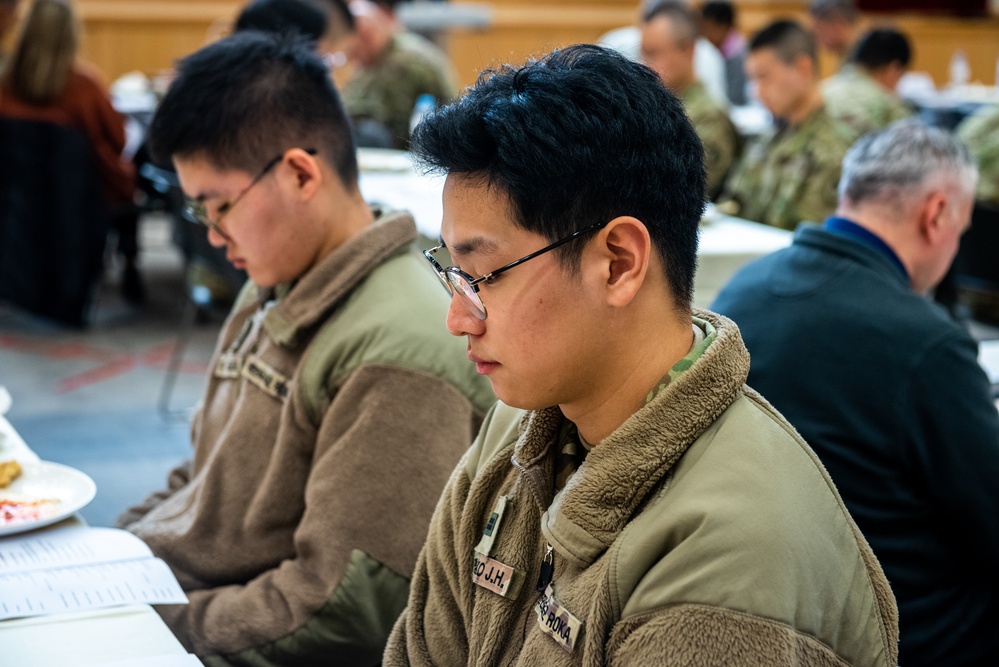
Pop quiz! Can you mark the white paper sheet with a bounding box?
[0,525,187,620]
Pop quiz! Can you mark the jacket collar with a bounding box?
[512,309,750,568]
[257,209,417,348]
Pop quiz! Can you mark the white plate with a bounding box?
[0,461,96,537]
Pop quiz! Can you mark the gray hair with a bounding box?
[838,120,977,208]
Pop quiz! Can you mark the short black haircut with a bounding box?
[851,28,911,70]
[148,31,357,188]
[642,0,700,50]
[749,19,817,66]
[235,0,327,43]
[701,1,735,27]
[411,44,705,310]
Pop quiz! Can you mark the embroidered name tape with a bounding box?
[472,551,521,598]
[535,582,583,654]
[474,495,508,557]
[241,355,290,401]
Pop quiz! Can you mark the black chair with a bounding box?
[0,117,110,326]
[937,202,999,324]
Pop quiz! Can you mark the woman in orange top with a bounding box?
[0,0,142,301]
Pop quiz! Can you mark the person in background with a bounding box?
[0,0,142,302]
[0,0,20,63]
[641,0,739,200]
[809,0,859,67]
[116,31,494,664]
[598,0,730,108]
[712,120,999,667]
[823,27,912,136]
[236,0,356,64]
[340,0,455,148]
[699,0,748,105]
[956,103,999,207]
[719,20,857,230]
[384,43,898,667]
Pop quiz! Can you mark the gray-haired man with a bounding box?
[713,119,999,667]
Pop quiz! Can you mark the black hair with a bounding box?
[642,0,700,49]
[851,28,911,70]
[234,0,327,43]
[148,31,357,187]
[411,44,705,310]
[748,19,817,66]
[701,1,735,27]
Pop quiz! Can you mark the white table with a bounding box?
[357,149,793,309]
[0,415,199,667]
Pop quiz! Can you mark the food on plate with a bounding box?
[0,459,22,488]
[1,498,61,526]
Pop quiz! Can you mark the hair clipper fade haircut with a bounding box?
[148,31,358,187]
[235,0,328,44]
[851,28,912,70]
[410,44,705,311]
[642,0,700,50]
[749,19,817,66]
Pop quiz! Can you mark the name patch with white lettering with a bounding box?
[241,355,290,401]
[472,551,520,598]
[535,583,583,653]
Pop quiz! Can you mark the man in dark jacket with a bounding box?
[713,119,999,667]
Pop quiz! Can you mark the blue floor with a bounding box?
[1,214,222,527]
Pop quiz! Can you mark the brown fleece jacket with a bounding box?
[118,212,494,665]
[386,311,899,666]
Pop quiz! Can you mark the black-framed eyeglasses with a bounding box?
[423,220,609,320]
[184,148,317,242]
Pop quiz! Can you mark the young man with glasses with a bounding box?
[115,32,494,665]
[384,44,898,666]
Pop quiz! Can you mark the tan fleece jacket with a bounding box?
[118,211,495,665]
[386,310,899,666]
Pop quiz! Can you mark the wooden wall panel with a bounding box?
[41,0,999,92]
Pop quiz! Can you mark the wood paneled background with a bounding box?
[42,0,999,90]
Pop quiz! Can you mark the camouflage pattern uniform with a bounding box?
[822,66,912,137]
[342,32,457,149]
[957,104,999,206]
[683,81,740,201]
[719,104,859,230]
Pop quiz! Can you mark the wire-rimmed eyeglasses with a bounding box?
[184,148,317,242]
[423,220,609,320]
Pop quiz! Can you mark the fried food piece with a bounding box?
[0,459,22,488]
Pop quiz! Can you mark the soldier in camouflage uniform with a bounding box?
[823,29,913,137]
[342,0,456,149]
[640,0,740,200]
[720,20,858,230]
[956,104,999,206]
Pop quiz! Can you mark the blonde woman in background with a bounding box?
[0,0,142,302]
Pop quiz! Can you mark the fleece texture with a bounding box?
[385,310,898,666]
[118,211,494,665]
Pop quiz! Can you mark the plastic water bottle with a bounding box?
[409,94,436,138]
[949,50,970,88]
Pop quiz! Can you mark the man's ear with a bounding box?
[794,53,815,81]
[919,191,948,245]
[590,216,651,308]
[283,148,322,199]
